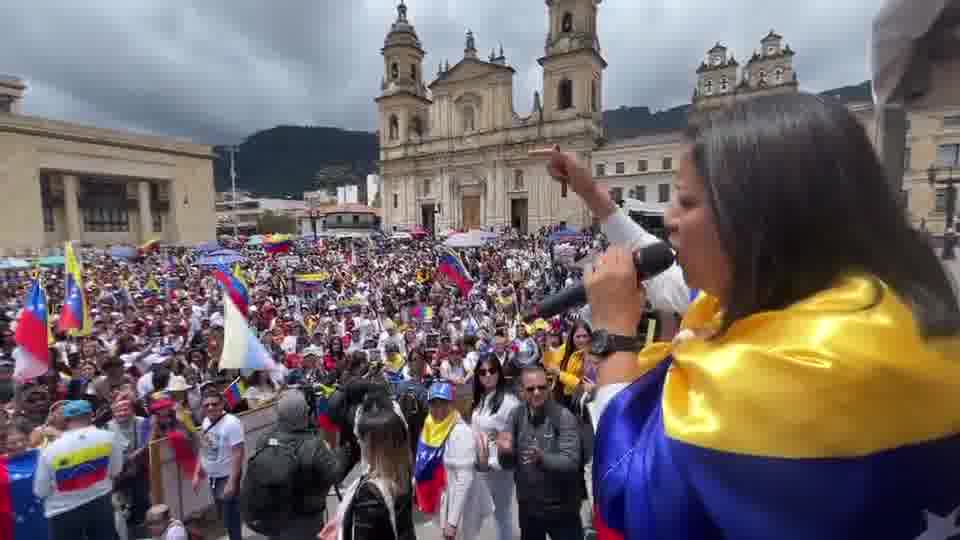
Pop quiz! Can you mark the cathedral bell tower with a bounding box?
[376,1,431,147]
[538,0,606,123]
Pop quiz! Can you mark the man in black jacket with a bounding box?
[246,390,353,540]
[498,366,585,540]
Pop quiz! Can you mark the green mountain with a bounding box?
[213,81,872,198]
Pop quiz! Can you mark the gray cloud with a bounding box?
[0,0,884,145]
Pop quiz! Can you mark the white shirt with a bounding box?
[164,520,188,540]
[34,426,124,518]
[200,413,244,479]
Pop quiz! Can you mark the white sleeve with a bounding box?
[588,383,630,432]
[166,523,188,540]
[33,452,52,499]
[226,417,245,448]
[443,424,476,527]
[601,208,691,315]
[109,432,126,478]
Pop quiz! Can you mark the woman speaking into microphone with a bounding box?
[533,92,960,540]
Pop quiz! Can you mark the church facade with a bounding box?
[376,0,605,234]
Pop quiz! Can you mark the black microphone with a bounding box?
[522,242,676,322]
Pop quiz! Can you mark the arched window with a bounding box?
[704,79,714,95]
[758,70,768,85]
[388,115,399,140]
[719,76,729,93]
[558,78,573,110]
[462,105,475,132]
[411,64,418,81]
[390,62,399,80]
[411,115,423,137]
[774,67,784,83]
[591,79,599,112]
[561,12,573,33]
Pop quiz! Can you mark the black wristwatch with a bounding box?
[590,329,642,357]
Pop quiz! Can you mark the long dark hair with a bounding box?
[356,390,411,490]
[559,320,592,372]
[686,92,959,337]
[471,354,507,417]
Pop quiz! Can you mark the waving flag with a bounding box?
[218,292,281,371]
[436,247,474,296]
[58,242,91,336]
[593,276,960,540]
[212,265,249,317]
[137,238,160,257]
[314,384,339,435]
[0,450,48,540]
[222,377,247,411]
[13,279,49,381]
[262,234,292,255]
[414,411,459,514]
[143,276,161,297]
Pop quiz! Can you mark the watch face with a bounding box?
[590,330,610,356]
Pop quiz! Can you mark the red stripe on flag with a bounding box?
[594,503,625,540]
[14,312,48,365]
[415,465,447,514]
[56,465,108,492]
[167,430,198,476]
[0,457,12,540]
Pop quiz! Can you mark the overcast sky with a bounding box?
[0,0,884,145]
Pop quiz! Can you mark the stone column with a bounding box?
[62,174,82,241]
[138,180,153,242]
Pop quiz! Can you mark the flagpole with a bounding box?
[230,145,239,238]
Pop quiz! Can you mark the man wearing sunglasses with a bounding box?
[497,366,585,540]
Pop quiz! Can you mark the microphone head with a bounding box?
[638,242,677,277]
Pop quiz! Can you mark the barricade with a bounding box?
[147,402,278,521]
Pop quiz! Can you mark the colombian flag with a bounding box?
[414,411,459,514]
[436,247,474,296]
[593,275,960,540]
[58,242,91,336]
[0,450,48,540]
[53,442,112,492]
[222,377,247,411]
[212,265,249,317]
[12,278,49,381]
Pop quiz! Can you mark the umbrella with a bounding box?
[548,228,581,243]
[198,254,245,266]
[0,258,29,270]
[37,256,65,267]
[443,230,489,248]
[246,235,265,246]
[195,241,222,252]
[108,246,138,259]
[208,249,243,258]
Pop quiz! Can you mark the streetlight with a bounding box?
[927,164,957,260]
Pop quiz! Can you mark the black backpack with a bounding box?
[242,434,313,536]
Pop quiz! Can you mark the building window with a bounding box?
[336,215,343,224]
[937,143,960,166]
[758,70,768,85]
[420,179,430,197]
[609,187,623,205]
[513,169,525,190]
[943,114,960,128]
[615,162,625,174]
[353,215,360,225]
[411,64,418,81]
[658,184,670,203]
[662,157,673,170]
[42,206,55,232]
[561,180,568,198]
[388,115,399,140]
[558,79,573,110]
[393,193,398,209]
[411,116,424,137]
[719,76,729,93]
[83,207,130,232]
[591,79,599,112]
[561,12,573,32]
[629,185,646,201]
[40,174,55,233]
[462,105,475,132]
[936,188,948,213]
[81,181,130,232]
[390,62,399,80]
[704,79,713,95]
[637,159,648,172]
[774,67,784,83]
[595,163,606,177]
[152,213,162,233]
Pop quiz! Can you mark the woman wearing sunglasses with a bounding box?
[470,355,522,540]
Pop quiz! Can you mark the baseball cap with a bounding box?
[62,399,94,418]
[427,381,454,402]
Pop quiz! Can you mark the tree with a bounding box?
[257,210,298,234]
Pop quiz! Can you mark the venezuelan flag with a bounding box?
[262,234,292,255]
[212,265,249,317]
[414,411,459,514]
[58,242,91,336]
[436,247,474,296]
[52,442,112,492]
[222,377,247,411]
[143,276,161,297]
[13,278,49,381]
[314,384,339,435]
[593,276,960,540]
[0,450,48,540]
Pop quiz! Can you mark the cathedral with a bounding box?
[376,0,605,234]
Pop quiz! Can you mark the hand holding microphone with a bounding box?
[585,246,649,336]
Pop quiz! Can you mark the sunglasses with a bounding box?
[477,368,498,377]
[524,385,548,393]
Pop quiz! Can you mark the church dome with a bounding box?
[383,1,423,51]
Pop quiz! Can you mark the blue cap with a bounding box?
[427,381,454,402]
[62,400,93,418]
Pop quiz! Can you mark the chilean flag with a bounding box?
[436,247,474,296]
[212,265,249,317]
[0,450,48,540]
[13,279,49,381]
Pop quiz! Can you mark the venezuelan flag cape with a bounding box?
[414,411,459,514]
[593,275,960,540]
[58,242,92,336]
[0,450,48,540]
[314,384,340,435]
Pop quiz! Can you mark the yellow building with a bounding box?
[0,75,216,254]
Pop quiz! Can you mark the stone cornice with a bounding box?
[0,113,214,160]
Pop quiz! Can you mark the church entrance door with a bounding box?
[461,195,481,230]
[510,198,528,234]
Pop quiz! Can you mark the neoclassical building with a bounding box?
[0,75,217,254]
[376,0,605,233]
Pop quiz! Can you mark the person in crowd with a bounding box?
[497,367,584,540]
[470,355,522,540]
[107,389,151,538]
[545,321,593,407]
[545,92,960,539]
[193,388,245,540]
[33,399,125,540]
[144,504,189,540]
